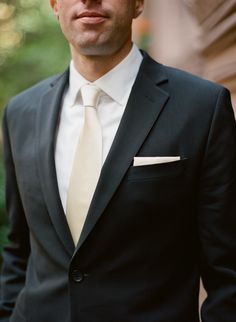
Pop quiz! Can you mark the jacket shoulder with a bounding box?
[142,51,225,94]
[164,64,223,92]
[5,72,67,114]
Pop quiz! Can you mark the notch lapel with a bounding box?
[36,70,75,256]
[75,56,170,252]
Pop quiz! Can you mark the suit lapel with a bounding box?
[36,70,75,256]
[76,55,170,251]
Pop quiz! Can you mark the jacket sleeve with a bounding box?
[0,106,30,321]
[197,88,236,321]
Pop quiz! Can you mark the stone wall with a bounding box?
[143,0,236,112]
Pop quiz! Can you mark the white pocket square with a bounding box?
[133,156,181,167]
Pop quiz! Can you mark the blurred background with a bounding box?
[133,0,236,110]
[0,0,236,305]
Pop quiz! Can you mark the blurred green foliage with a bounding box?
[0,0,70,264]
[0,0,70,112]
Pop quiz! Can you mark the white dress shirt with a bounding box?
[55,44,143,212]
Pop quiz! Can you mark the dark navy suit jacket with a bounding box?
[1,52,236,322]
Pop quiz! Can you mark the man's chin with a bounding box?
[74,43,116,57]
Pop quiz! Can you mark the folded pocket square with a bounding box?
[133,156,181,167]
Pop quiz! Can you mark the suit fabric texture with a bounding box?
[0,52,236,322]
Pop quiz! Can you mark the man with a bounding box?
[0,0,236,321]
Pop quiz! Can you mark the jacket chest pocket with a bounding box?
[115,158,191,218]
[126,158,188,182]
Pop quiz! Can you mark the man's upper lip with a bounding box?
[77,11,108,18]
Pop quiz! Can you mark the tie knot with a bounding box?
[80,84,101,108]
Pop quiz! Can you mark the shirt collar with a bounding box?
[68,44,143,107]
[67,61,89,108]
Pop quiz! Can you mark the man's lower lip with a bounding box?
[79,17,107,24]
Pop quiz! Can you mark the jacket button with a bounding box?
[71,269,84,283]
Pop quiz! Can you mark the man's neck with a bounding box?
[71,42,133,82]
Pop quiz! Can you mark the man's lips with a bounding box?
[76,11,108,24]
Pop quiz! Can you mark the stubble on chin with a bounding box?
[70,31,118,57]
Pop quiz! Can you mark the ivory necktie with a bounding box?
[66,84,102,245]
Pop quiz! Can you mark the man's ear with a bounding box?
[134,0,144,19]
[49,0,59,18]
